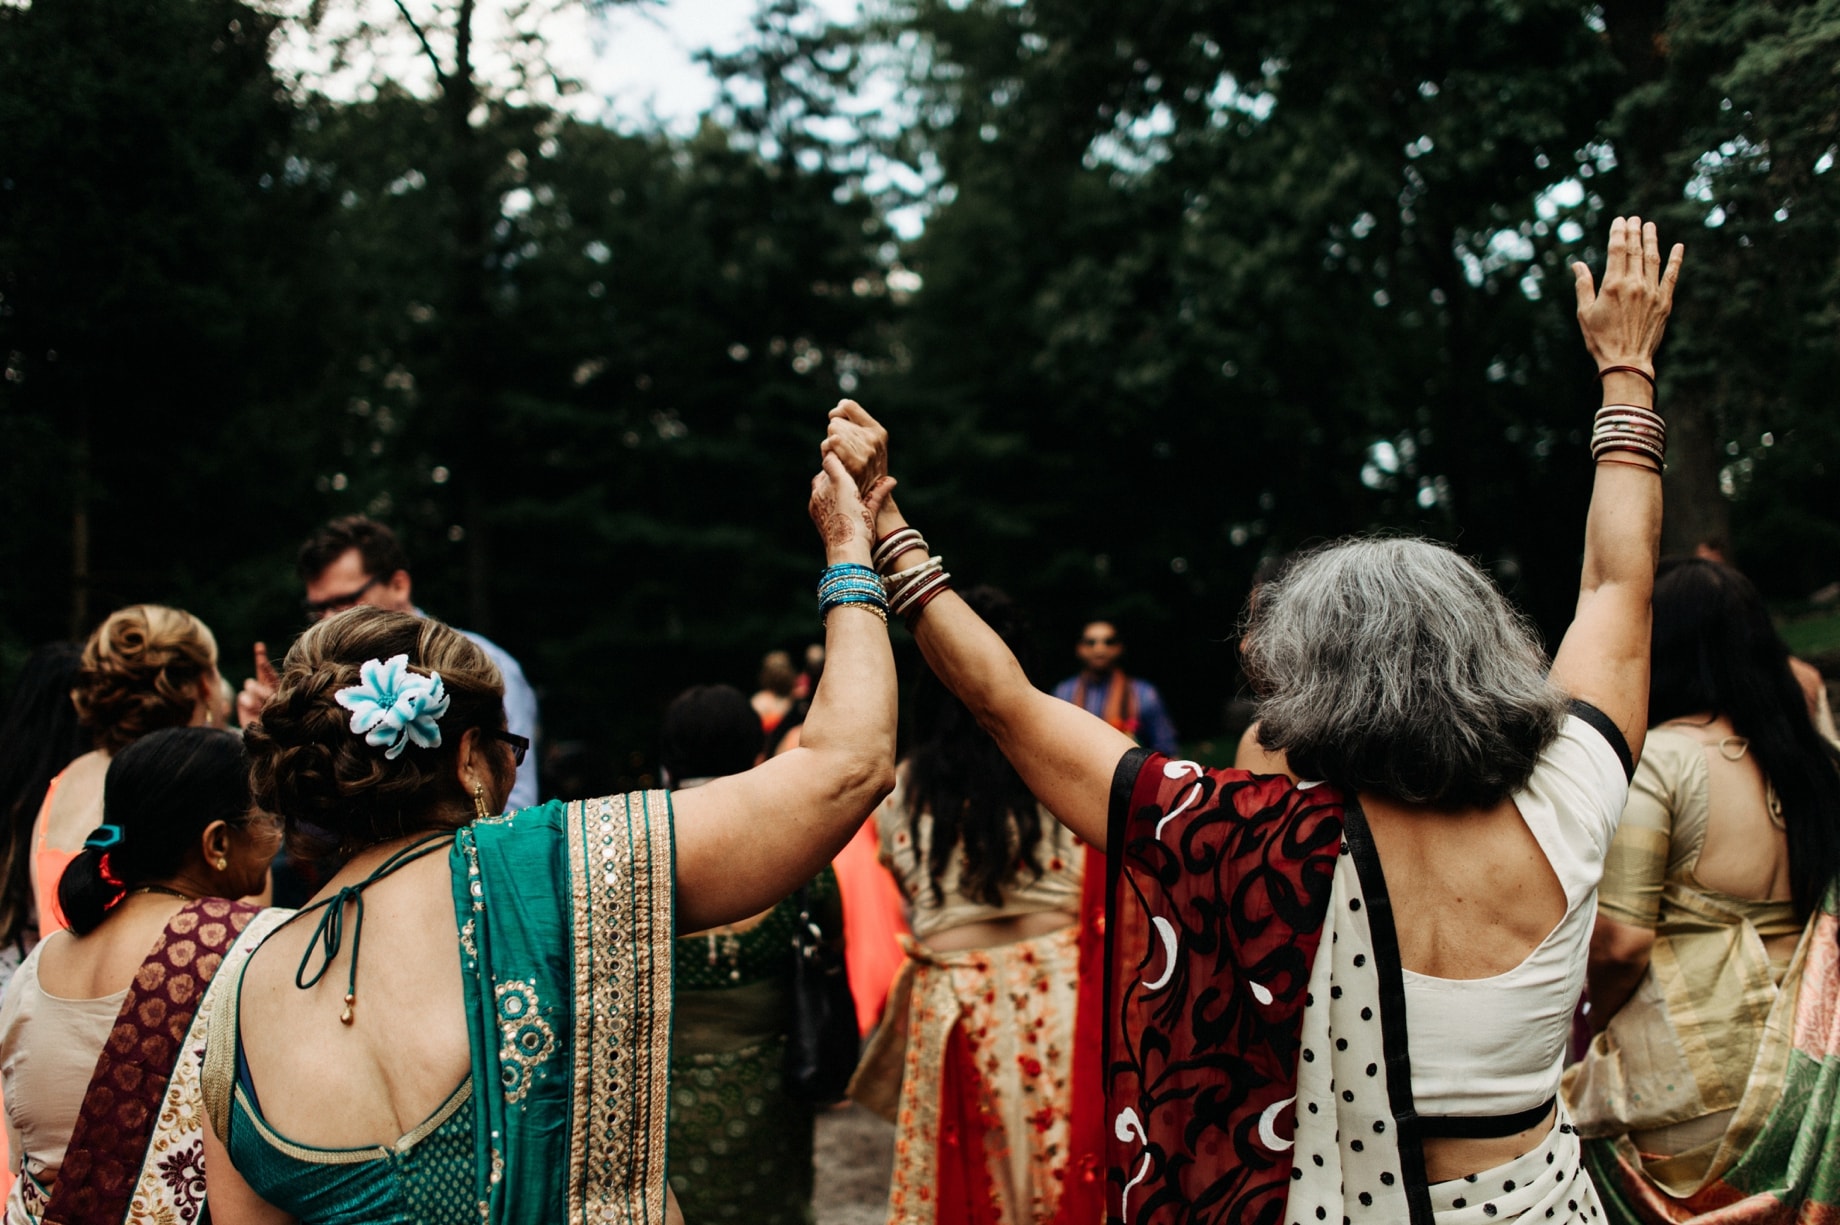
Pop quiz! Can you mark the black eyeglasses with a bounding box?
[302,578,382,622]
[484,729,530,767]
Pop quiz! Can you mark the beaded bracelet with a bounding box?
[817,563,890,624]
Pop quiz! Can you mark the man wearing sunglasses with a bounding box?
[1051,619,1180,755]
[236,515,541,809]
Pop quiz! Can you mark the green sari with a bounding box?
[205,794,676,1225]
[667,868,840,1225]
[457,793,676,1224]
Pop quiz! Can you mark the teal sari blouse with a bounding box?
[205,794,676,1225]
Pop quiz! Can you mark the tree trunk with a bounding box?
[444,0,494,632]
[1659,389,1731,557]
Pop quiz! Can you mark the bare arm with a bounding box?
[1586,913,1655,1031]
[821,403,1133,849]
[1549,217,1684,763]
[672,452,898,931]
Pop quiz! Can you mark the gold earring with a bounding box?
[473,782,492,822]
[215,856,229,871]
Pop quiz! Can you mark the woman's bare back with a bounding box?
[1362,795,1568,981]
[237,846,471,1148]
[1663,715,1794,954]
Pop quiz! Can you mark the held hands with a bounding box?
[821,400,901,536]
[1572,217,1684,378]
[809,450,894,565]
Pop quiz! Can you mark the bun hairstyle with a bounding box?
[244,607,506,864]
[73,605,219,754]
[58,727,252,935]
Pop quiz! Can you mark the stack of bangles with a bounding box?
[818,563,888,624]
[1591,403,1666,474]
[873,526,953,624]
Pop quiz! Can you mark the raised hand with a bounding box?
[1572,216,1684,378]
[821,400,889,495]
[236,641,280,727]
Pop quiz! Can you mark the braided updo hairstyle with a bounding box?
[244,607,507,863]
[73,605,219,754]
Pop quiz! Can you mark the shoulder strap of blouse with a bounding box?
[1567,698,1635,781]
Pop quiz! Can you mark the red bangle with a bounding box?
[903,579,952,627]
[1596,365,1656,389]
[1595,453,1663,475]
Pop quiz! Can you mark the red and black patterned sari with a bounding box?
[1103,746,1608,1225]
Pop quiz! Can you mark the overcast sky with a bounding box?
[578,0,863,129]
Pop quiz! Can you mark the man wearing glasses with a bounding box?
[1051,619,1180,755]
[237,515,541,809]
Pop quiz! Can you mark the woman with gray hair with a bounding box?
[822,217,1681,1225]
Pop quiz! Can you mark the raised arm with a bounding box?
[671,452,898,931]
[823,404,1135,850]
[1548,217,1684,764]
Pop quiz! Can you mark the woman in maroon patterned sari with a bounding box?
[0,727,282,1225]
[824,217,1683,1225]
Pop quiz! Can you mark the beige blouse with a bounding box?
[0,938,123,1191]
[1566,728,1801,1194]
[875,774,1084,941]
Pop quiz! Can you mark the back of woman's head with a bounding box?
[1650,557,1840,918]
[757,652,797,698]
[73,605,218,754]
[1242,537,1567,809]
[660,685,762,783]
[244,607,506,863]
[0,643,90,942]
[58,727,251,935]
[908,586,1047,907]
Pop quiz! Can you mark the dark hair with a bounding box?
[0,644,90,943]
[244,607,506,864]
[907,587,1047,907]
[660,685,763,783]
[297,515,412,586]
[1649,558,1840,924]
[58,727,251,935]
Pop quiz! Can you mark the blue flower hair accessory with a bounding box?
[334,654,451,760]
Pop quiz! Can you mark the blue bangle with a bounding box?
[817,579,886,600]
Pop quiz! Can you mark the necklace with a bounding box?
[128,884,193,901]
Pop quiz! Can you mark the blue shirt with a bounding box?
[1052,673,1180,756]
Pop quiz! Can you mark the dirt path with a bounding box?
[813,1104,895,1225]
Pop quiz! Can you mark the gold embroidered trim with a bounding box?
[201,908,294,1148]
[566,792,676,1224]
